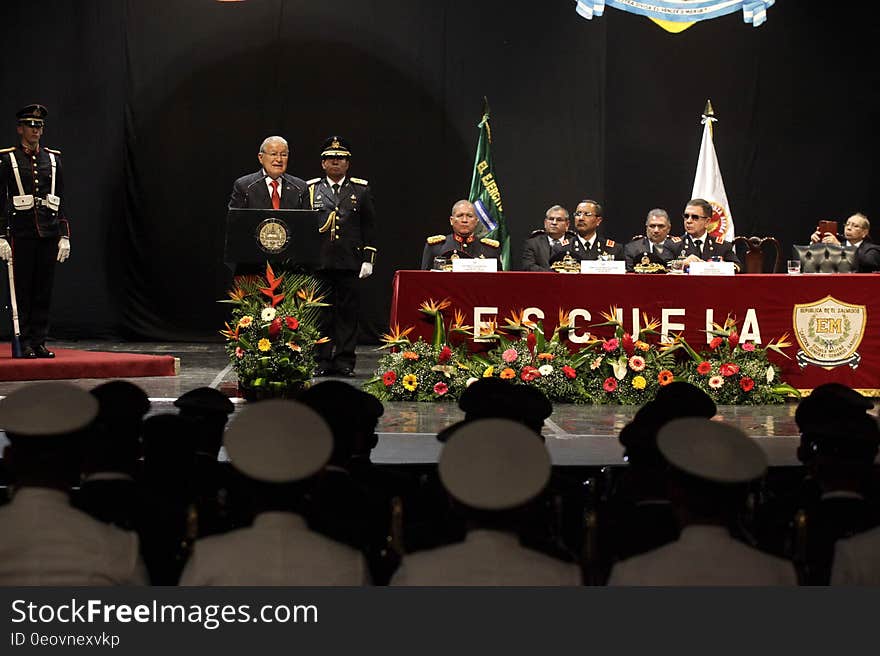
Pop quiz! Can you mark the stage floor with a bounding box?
[0,340,813,467]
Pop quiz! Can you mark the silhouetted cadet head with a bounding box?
[298,381,384,463]
[141,413,194,481]
[0,383,99,490]
[84,381,150,475]
[795,383,879,465]
[173,387,235,458]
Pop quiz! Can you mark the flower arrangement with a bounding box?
[580,307,679,404]
[219,264,328,398]
[671,315,799,404]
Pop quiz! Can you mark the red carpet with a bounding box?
[0,344,178,381]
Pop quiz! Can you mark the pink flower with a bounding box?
[562,365,576,379]
[697,361,712,375]
[438,345,452,363]
[235,346,244,359]
[603,377,618,392]
[742,342,756,352]
[502,348,518,363]
[709,337,723,350]
[720,363,740,377]
[603,338,619,352]
[628,355,646,372]
[433,382,449,396]
[740,377,755,392]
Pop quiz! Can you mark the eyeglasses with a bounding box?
[261,152,289,158]
[845,222,866,229]
[683,213,708,220]
[574,211,597,217]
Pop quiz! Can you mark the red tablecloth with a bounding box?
[390,271,880,394]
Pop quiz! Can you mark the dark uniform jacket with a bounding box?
[421,233,500,270]
[679,233,742,270]
[838,237,880,273]
[0,144,69,239]
[567,234,624,262]
[623,236,684,271]
[520,230,579,271]
[307,177,377,271]
[228,170,307,209]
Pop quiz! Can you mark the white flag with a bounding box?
[691,109,735,241]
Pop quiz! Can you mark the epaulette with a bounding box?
[670,236,682,243]
[715,236,725,244]
[0,146,14,153]
[44,147,61,154]
[605,239,616,247]
[530,229,547,237]
[306,178,321,185]
[350,177,369,185]
[481,237,500,248]
[426,235,446,245]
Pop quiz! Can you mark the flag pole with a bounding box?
[703,98,715,137]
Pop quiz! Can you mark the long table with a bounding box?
[390,271,880,394]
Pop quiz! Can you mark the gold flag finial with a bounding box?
[704,99,714,117]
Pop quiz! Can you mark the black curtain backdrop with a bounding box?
[0,0,877,342]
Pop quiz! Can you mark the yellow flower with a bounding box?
[632,375,647,390]
[257,338,271,351]
[482,366,495,377]
[238,315,254,328]
[402,374,418,391]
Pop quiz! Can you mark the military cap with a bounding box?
[174,386,234,417]
[90,380,151,419]
[223,399,332,483]
[795,383,874,433]
[619,387,715,461]
[298,380,384,432]
[657,417,767,484]
[439,419,551,510]
[16,104,48,127]
[321,135,352,158]
[457,377,552,427]
[0,382,98,436]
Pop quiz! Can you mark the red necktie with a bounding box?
[270,180,280,210]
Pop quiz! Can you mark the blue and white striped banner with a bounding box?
[473,199,497,233]
[575,0,774,27]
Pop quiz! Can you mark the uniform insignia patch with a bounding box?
[44,147,61,154]
[605,239,616,247]
[480,237,500,247]
[306,178,321,185]
[427,235,446,244]
[0,146,14,153]
[670,236,682,242]
[350,177,369,185]
[715,236,725,244]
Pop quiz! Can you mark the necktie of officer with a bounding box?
[693,239,703,257]
[332,183,340,197]
[552,239,561,249]
[270,180,280,210]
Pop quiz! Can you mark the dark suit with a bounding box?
[624,237,684,272]
[421,233,500,270]
[847,239,880,273]
[307,176,377,372]
[520,230,578,271]
[679,233,741,270]
[228,170,307,210]
[567,234,625,262]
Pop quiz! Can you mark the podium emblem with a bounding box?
[793,295,866,370]
[256,218,290,254]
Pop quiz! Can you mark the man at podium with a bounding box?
[228,135,308,210]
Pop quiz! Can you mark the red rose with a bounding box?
[438,345,452,363]
[285,316,300,330]
[728,332,739,349]
[268,317,282,338]
[709,337,723,350]
[739,377,755,392]
[562,365,577,379]
[720,362,740,377]
[697,361,712,375]
[382,371,397,386]
[603,377,618,392]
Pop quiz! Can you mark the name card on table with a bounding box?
[581,260,626,274]
[688,261,736,276]
[452,258,497,272]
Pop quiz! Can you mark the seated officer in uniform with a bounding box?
[520,205,577,271]
[624,208,684,272]
[809,212,880,272]
[567,199,624,262]
[679,198,741,271]
[421,200,500,269]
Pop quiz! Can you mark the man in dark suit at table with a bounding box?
[624,208,684,272]
[809,212,880,273]
[568,199,624,262]
[421,200,500,269]
[520,205,577,271]
[228,135,308,210]
[679,198,741,272]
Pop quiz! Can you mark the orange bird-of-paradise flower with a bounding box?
[418,297,452,317]
[380,324,415,347]
[314,336,331,344]
[220,321,240,341]
[449,308,473,333]
[557,308,572,329]
[598,305,622,325]
[641,312,661,334]
[227,287,247,302]
[766,332,793,359]
[502,308,536,332]
[478,319,499,338]
[296,285,328,306]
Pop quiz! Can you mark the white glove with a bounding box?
[57,237,70,263]
[359,261,373,279]
[0,238,10,261]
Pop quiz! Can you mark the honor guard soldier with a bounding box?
[421,199,500,269]
[0,104,71,358]
[679,198,741,271]
[306,136,377,377]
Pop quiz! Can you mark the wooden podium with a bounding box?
[224,208,322,274]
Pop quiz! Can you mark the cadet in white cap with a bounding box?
[830,525,880,585]
[608,417,797,586]
[391,419,582,586]
[0,383,147,585]
[179,400,370,585]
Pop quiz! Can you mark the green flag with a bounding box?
[468,100,510,270]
